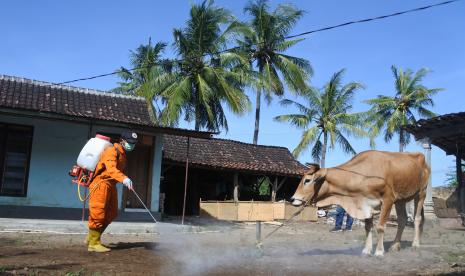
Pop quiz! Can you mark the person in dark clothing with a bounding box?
[330,205,353,232]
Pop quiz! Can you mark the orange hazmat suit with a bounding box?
[88,143,127,230]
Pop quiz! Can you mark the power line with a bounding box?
[285,0,461,39]
[54,0,462,86]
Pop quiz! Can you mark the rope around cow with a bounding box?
[256,193,315,249]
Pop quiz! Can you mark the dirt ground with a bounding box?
[1,218,465,276]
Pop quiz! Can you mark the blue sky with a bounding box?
[1,0,464,186]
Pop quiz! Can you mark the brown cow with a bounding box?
[291,150,429,256]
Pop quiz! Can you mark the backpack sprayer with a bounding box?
[69,134,157,223]
[69,134,111,188]
[68,134,112,222]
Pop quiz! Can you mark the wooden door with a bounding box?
[124,144,152,209]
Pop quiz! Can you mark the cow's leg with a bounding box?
[389,201,407,252]
[374,199,394,257]
[362,217,373,255]
[412,191,426,248]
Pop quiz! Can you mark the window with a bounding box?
[0,123,33,197]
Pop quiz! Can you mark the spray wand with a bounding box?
[130,187,158,223]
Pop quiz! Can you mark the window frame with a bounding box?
[0,122,34,197]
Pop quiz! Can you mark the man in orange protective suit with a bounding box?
[86,131,138,252]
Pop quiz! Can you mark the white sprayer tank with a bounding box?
[77,134,112,171]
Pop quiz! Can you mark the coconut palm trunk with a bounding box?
[399,129,404,152]
[321,131,328,168]
[194,82,201,131]
[253,87,261,144]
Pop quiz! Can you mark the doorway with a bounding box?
[124,143,152,209]
[95,132,153,210]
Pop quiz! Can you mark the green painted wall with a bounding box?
[0,114,162,212]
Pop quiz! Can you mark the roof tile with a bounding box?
[163,135,307,177]
[0,75,153,126]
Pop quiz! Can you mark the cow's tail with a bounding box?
[420,207,425,234]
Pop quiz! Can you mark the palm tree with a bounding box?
[156,0,250,131]
[113,38,169,121]
[274,69,367,168]
[239,0,312,144]
[365,65,443,152]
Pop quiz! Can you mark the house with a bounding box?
[161,135,307,215]
[0,75,211,219]
[406,112,465,223]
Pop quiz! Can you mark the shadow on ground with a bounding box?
[30,263,82,270]
[0,251,37,258]
[299,247,363,256]
[110,242,158,250]
[383,240,412,250]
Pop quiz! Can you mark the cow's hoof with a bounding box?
[412,241,420,249]
[389,242,401,252]
[374,250,384,257]
[362,248,371,256]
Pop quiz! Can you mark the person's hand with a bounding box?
[123,178,133,190]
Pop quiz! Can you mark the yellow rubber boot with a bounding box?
[85,225,107,246]
[87,229,111,253]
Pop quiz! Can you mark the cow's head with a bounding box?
[291,164,327,206]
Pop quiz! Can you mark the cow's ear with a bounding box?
[315,168,328,181]
[305,163,320,174]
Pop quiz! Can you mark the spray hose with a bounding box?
[76,177,114,202]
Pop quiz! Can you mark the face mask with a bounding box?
[122,141,135,152]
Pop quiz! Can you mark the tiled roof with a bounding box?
[408,112,465,134]
[405,112,465,159]
[0,75,153,126]
[163,135,307,177]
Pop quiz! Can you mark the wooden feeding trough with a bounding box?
[199,200,317,222]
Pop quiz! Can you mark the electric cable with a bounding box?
[53,0,462,86]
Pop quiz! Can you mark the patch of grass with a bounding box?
[0,239,15,246]
[64,268,86,276]
[443,251,465,263]
[0,265,14,273]
[14,239,24,246]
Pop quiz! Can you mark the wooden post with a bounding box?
[181,137,190,225]
[233,173,239,203]
[271,177,278,202]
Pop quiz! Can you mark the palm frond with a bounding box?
[278,98,312,116]
[160,77,192,126]
[310,138,323,163]
[275,54,310,93]
[292,126,320,158]
[335,130,357,155]
[274,113,310,129]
